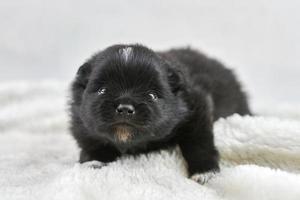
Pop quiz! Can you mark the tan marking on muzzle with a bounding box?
[114,125,132,142]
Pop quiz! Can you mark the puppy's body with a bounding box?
[70,44,251,182]
[159,49,251,120]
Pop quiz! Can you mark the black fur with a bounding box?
[69,44,251,177]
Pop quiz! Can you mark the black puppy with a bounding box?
[70,44,251,183]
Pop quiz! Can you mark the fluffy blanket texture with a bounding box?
[0,81,299,200]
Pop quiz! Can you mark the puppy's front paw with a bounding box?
[190,171,217,184]
[81,160,107,169]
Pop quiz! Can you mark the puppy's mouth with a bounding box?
[111,121,136,127]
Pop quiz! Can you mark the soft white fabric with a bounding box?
[0,81,299,200]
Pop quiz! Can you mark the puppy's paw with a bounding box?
[81,160,107,169]
[190,171,217,184]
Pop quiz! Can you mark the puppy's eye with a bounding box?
[149,93,158,101]
[97,88,106,95]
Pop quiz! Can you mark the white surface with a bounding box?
[0,81,300,200]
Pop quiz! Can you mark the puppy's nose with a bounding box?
[116,104,135,115]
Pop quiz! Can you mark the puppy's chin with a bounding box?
[108,123,155,146]
[111,124,134,143]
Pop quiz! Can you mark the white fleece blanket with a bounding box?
[0,81,299,200]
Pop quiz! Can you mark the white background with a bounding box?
[0,0,299,109]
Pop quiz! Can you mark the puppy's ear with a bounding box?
[71,63,92,104]
[167,67,185,95]
[75,62,92,89]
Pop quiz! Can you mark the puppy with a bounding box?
[70,44,251,184]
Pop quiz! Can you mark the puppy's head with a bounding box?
[71,44,188,147]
